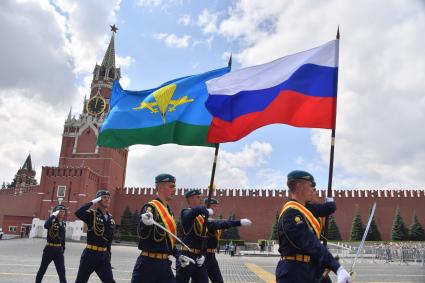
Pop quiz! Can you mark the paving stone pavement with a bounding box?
[0,238,424,282]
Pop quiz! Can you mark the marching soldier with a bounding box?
[75,189,115,283]
[131,174,194,283]
[204,197,252,283]
[35,204,67,283]
[276,170,352,283]
[176,189,213,283]
[306,189,337,283]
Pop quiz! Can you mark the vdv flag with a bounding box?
[98,66,230,148]
[205,40,339,143]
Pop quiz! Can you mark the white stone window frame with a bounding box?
[8,226,17,232]
[57,185,66,198]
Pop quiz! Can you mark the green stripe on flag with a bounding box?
[97,121,214,148]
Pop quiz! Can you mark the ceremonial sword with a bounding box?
[350,201,377,277]
[150,218,192,251]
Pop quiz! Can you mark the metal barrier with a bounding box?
[369,244,425,265]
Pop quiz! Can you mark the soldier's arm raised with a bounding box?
[74,202,93,224]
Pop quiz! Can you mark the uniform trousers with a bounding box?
[35,246,67,283]
[131,255,175,283]
[75,249,115,283]
[276,259,319,283]
[205,253,224,283]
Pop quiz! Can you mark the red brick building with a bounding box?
[0,28,424,241]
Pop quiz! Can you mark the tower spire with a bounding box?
[101,25,118,69]
[67,106,72,121]
[22,154,33,171]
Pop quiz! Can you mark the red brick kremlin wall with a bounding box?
[1,186,424,242]
[114,188,425,242]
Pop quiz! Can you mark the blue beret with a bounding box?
[287,170,316,186]
[96,189,110,198]
[53,205,66,211]
[155,173,176,184]
[204,197,219,205]
[184,189,201,198]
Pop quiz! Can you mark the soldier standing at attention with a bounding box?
[75,189,115,283]
[204,197,252,283]
[35,204,67,283]
[276,170,352,283]
[131,174,194,283]
[176,189,213,283]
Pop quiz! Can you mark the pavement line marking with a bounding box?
[244,263,275,283]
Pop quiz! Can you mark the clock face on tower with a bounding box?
[86,96,106,116]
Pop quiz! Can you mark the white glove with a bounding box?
[196,255,205,267]
[240,218,252,226]
[326,197,334,202]
[91,197,102,204]
[337,266,352,283]
[141,212,154,226]
[207,208,214,216]
[51,210,60,217]
[178,255,195,268]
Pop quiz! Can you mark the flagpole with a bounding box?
[322,27,340,247]
[200,54,232,254]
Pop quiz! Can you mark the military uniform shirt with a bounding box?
[278,202,340,273]
[75,202,114,247]
[138,198,179,256]
[45,215,66,247]
[181,205,209,249]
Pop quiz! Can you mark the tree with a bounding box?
[130,210,139,235]
[120,206,133,236]
[366,205,381,241]
[1,182,6,190]
[350,206,364,241]
[269,210,279,240]
[391,208,409,241]
[8,174,17,188]
[409,214,425,241]
[221,213,240,240]
[327,215,342,241]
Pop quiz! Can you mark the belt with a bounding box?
[282,254,311,263]
[141,251,170,260]
[86,244,107,252]
[46,242,62,247]
[181,246,216,254]
[181,246,202,254]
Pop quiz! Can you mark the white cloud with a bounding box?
[255,169,285,189]
[178,14,191,26]
[136,0,182,11]
[54,0,122,74]
[137,0,163,7]
[198,9,219,34]
[0,0,76,106]
[0,93,65,185]
[210,0,425,187]
[116,55,135,68]
[154,33,191,48]
[125,141,273,188]
[0,0,124,184]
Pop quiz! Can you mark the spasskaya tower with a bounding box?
[37,25,128,220]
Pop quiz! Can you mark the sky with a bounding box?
[0,0,424,190]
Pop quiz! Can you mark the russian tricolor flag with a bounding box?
[205,40,339,143]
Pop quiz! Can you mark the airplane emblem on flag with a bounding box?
[133,84,194,124]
